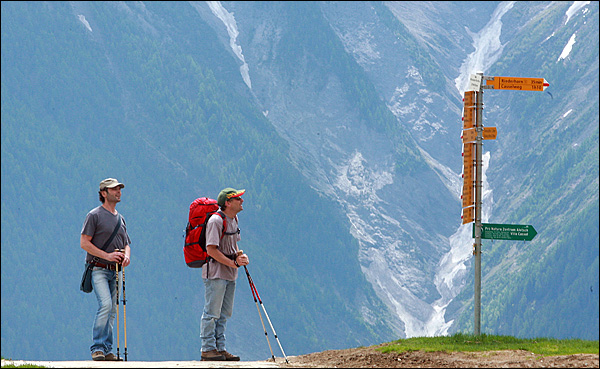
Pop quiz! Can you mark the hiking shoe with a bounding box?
[201,349,225,361]
[91,351,105,361]
[219,350,240,361]
[104,353,122,361]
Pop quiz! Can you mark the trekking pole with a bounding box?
[243,266,289,364]
[115,262,121,361]
[244,266,275,361]
[122,264,128,361]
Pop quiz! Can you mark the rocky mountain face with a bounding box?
[204,1,598,339]
[207,1,464,338]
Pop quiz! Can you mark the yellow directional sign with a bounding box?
[482,127,497,140]
[463,159,472,171]
[463,91,476,106]
[462,128,477,143]
[485,76,549,91]
[463,142,474,160]
[460,178,475,208]
[462,196,473,209]
[462,189,473,208]
[462,206,474,224]
[463,107,475,129]
[462,196,473,211]
[462,179,473,191]
[463,162,473,178]
[461,127,497,142]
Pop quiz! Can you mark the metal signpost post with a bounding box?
[461,72,546,335]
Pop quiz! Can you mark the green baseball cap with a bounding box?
[217,188,245,206]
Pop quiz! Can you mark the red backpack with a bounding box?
[183,197,237,268]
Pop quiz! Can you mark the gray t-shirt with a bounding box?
[202,211,241,281]
[81,205,131,264]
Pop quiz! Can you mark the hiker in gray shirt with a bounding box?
[80,178,131,361]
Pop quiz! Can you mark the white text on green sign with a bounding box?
[474,223,538,241]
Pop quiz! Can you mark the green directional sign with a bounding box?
[473,223,537,241]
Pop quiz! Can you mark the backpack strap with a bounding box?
[206,211,239,273]
[216,210,240,238]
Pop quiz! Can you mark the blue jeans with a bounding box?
[201,278,236,352]
[90,267,117,354]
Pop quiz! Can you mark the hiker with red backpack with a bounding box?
[200,187,249,361]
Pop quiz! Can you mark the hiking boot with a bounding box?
[91,351,105,361]
[219,350,240,361]
[104,353,122,361]
[201,349,225,361]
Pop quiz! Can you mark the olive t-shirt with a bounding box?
[81,206,131,264]
[202,212,241,281]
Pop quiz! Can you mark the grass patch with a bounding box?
[378,333,600,356]
[1,357,47,368]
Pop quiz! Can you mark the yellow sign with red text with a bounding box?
[463,107,475,129]
[485,77,549,91]
[482,127,497,140]
[462,206,474,224]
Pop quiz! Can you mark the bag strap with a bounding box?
[87,256,99,270]
[103,214,122,250]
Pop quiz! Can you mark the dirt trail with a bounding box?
[2,346,598,368]
[282,345,599,368]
